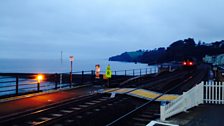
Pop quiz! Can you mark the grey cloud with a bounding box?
[0,0,224,59]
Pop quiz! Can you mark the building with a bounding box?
[203,54,224,65]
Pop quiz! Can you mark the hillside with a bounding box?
[109,50,144,63]
[109,38,224,64]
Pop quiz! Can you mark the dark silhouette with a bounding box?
[109,38,224,64]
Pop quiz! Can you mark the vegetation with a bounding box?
[109,38,224,64]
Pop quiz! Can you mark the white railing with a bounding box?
[161,81,224,121]
[160,82,203,121]
[204,81,224,104]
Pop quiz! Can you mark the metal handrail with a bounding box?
[0,67,158,97]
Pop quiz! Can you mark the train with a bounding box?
[181,57,197,69]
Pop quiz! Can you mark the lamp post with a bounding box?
[37,74,43,92]
[69,56,74,87]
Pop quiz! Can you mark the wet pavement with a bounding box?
[0,85,103,118]
[167,104,224,126]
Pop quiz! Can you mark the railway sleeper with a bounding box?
[52,97,138,126]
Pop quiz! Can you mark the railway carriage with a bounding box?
[182,57,197,69]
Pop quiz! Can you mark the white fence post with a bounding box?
[215,82,217,104]
[205,81,207,103]
[223,82,224,104]
[207,82,212,103]
[214,82,215,104]
[219,82,221,104]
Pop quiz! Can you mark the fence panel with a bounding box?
[204,81,224,104]
[161,82,204,121]
[161,81,224,121]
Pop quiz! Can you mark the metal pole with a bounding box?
[91,70,94,83]
[133,69,135,76]
[125,70,127,76]
[60,74,62,84]
[146,68,147,75]
[55,73,58,89]
[16,76,19,95]
[115,71,117,76]
[140,69,141,76]
[70,61,73,87]
[37,82,40,92]
[81,71,84,84]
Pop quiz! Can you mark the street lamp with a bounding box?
[36,74,44,92]
[69,56,74,87]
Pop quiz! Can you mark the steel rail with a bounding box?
[106,70,198,126]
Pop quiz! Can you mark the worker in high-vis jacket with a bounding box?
[105,65,112,87]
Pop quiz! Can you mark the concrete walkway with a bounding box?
[166,104,224,126]
[104,88,179,101]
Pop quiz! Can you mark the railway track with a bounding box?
[121,102,161,126]
[0,66,208,126]
[0,70,179,126]
[106,65,209,126]
[121,69,190,89]
[0,94,145,126]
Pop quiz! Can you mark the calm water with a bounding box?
[0,59,156,73]
[0,59,158,96]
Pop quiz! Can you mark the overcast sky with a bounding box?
[0,0,224,60]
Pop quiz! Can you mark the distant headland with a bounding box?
[109,38,224,64]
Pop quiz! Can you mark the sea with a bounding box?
[0,59,158,96]
[0,59,157,73]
